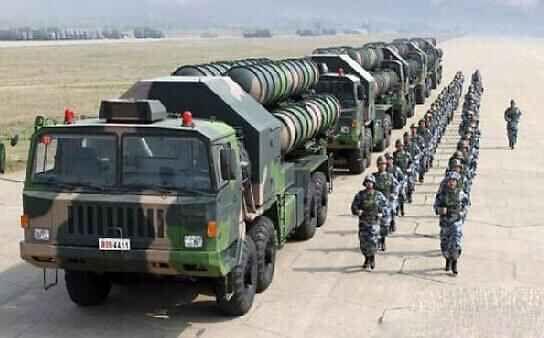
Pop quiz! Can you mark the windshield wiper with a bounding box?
[121,184,211,196]
[38,178,105,191]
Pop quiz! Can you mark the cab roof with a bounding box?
[47,117,235,142]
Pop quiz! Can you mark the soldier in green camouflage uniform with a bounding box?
[351,175,387,271]
[385,151,406,219]
[434,172,469,275]
[504,99,522,149]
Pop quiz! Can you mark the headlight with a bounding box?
[33,228,50,241]
[340,126,351,134]
[184,235,203,248]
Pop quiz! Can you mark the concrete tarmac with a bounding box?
[0,37,542,337]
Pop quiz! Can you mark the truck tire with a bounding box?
[65,270,112,306]
[392,110,406,129]
[348,149,365,175]
[249,217,276,293]
[374,131,386,152]
[312,172,328,227]
[415,86,426,105]
[0,143,5,174]
[216,238,258,316]
[293,180,318,240]
[425,79,431,98]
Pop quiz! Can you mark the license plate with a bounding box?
[99,238,131,251]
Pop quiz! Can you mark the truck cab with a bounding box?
[20,77,332,316]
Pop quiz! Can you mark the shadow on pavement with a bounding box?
[0,262,233,337]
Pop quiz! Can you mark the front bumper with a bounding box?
[20,241,236,278]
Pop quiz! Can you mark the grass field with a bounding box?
[0,34,396,171]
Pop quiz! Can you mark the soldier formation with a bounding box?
[352,72,466,271]
[434,71,482,275]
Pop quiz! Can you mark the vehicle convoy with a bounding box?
[20,58,339,316]
[390,37,444,102]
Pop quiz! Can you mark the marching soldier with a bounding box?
[351,175,387,271]
[504,99,522,149]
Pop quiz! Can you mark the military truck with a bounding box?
[314,45,415,129]
[310,54,392,173]
[388,39,430,104]
[20,68,338,315]
[407,38,443,91]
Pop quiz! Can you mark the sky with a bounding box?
[1,0,543,34]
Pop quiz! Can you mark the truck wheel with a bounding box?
[425,79,431,98]
[216,238,258,316]
[415,86,426,105]
[293,181,318,240]
[348,150,365,175]
[65,270,112,306]
[392,111,406,129]
[312,172,328,227]
[249,217,276,293]
[0,143,5,174]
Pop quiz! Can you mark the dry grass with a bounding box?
[0,34,397,171]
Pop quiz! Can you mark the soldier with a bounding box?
[417,119,433,171]
[403,132,420,198]
[434,172,469,275]
[372,156,399,250]
[351,175,387,271]
[504,99,522,149]
[386,151,406,218]
[395,138,415,204]
[410,123,427,183]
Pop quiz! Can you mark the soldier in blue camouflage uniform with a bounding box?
[372,156,399,250]
[403,132,420,199]
[434,172,470,275]
[417,119,433,175]
[386,151,407,219]
[504,99,522,149]
[410,124,427,183]
[395,138,415,205]
[351,175,387,271]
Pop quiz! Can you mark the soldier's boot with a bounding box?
[445,258,451,272]
[451,259,458,275]
[362,255,369,270]
[381,238,387,252]
[390,220,396,233]
[400,203,405,217]
[370,255,376,270]
[419,174,424,183]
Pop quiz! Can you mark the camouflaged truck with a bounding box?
[20,76,336,316]
[310,53,397,173]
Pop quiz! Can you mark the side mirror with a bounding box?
[10,134,19,147]
[357,86,365,101]
[220,148,237,181]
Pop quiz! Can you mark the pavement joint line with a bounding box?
[0,177,24,184]
[377,306,413,325]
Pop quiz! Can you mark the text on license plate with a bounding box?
[99,238,131,251]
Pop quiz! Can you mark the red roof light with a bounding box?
[182,111,194,127]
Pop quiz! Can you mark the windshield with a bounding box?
[32,133,116,187]
[122,135,211,191]
[315,80,357,108]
